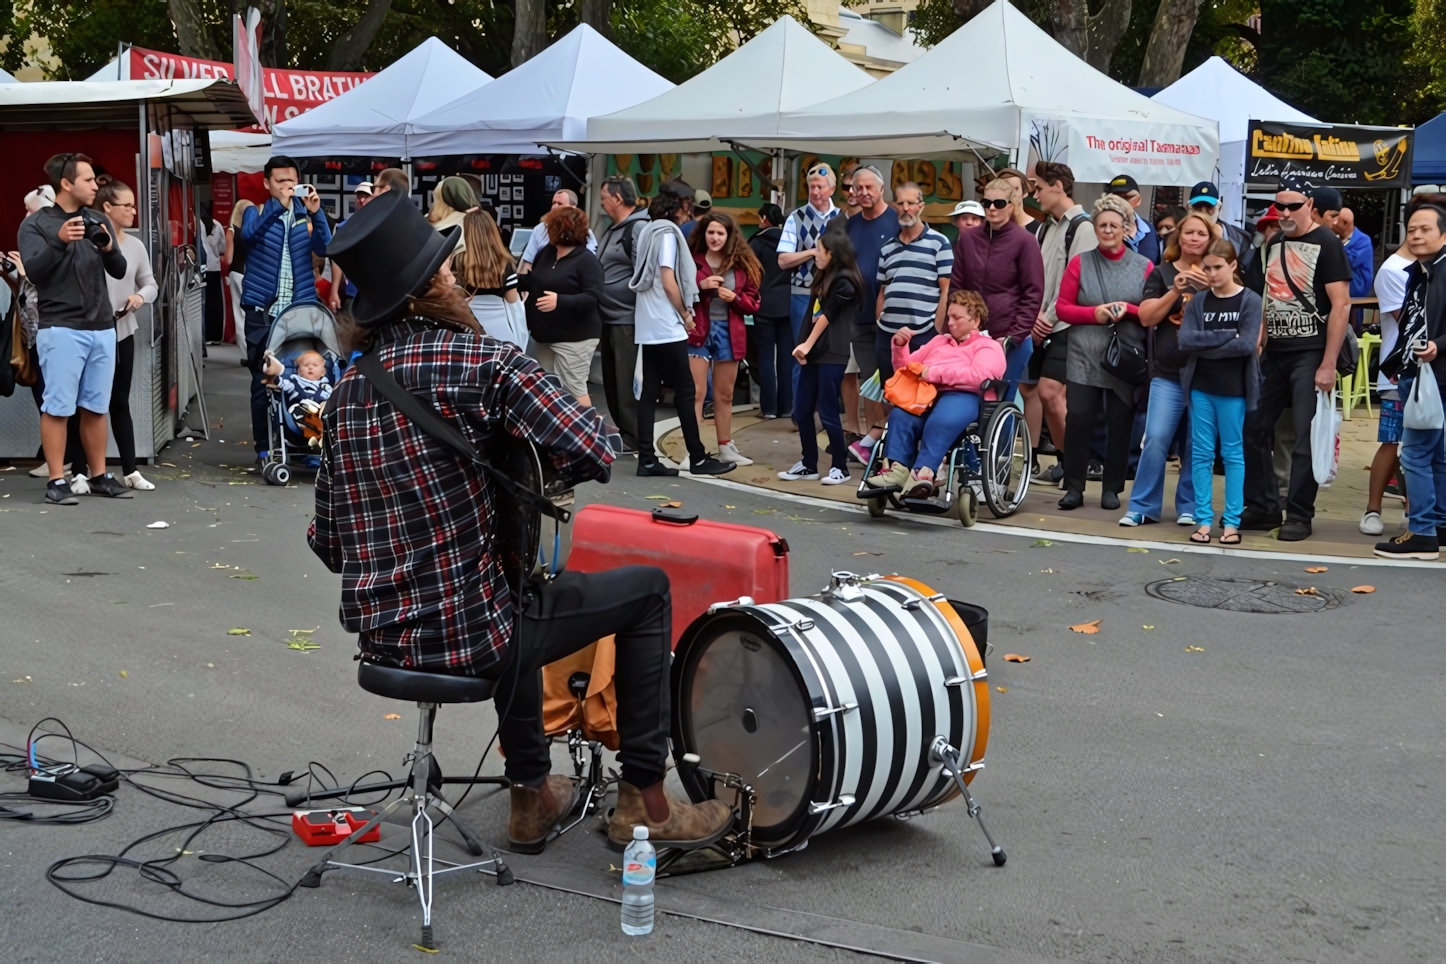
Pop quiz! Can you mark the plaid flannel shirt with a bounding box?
[308,319,613,675]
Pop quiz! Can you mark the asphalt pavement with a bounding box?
[0,346,1442,963]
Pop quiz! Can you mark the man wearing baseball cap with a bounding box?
[1107,174,1160,263]
[1188,180,1256,273]
[950,199,985,233]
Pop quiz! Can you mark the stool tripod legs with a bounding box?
[929,735,1007,866]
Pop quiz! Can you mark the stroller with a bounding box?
[259,302,345,486]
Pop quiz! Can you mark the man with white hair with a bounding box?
[776,163,844,412]
[518,188,597,273]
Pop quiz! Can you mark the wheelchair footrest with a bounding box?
[856,484,901,501]
[901,496,953,515]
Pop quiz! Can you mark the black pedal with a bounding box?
[28,764,119,801]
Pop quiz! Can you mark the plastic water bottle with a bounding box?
[620,825,656,936]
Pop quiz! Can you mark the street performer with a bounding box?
[307,192,731,855]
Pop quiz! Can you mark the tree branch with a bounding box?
[1052,0,1087,58]
[1138,0,1204,86]
[170,0,222,61]
[326,0,395,70]
[512,0,546,66]
[1085,0,1132,73]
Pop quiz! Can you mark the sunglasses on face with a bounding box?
[982,198,1012,209]
[1277,201,1307,212]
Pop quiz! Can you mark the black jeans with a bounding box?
[751,314,793,418]
[110,335,138,476]
[598,322,639,448]
[243,305,272,454]
[1245,347,1323,524]
[1063,382,1136,495]
[637,339,705,465]
[491,567,672,789]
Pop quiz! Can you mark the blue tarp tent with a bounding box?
[1412,112,1446,184]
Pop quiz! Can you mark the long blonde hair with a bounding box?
[454,209,515,290]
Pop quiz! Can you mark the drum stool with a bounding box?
[298,662,515,951]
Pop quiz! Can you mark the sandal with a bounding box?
[1218,528,1242,546]
[1189,527,1212,544]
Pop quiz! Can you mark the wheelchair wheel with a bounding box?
[982,403,1031,518]
[867,496,888,518]
[950,475,979,527]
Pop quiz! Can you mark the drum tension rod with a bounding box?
[929,736,1007,867]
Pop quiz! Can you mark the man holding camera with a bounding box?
[239,155,332,464]
[18,153,131,505]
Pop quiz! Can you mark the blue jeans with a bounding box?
[1128,378,1196,521]
[1190,390,1246,529]
[1397,379,1446,534]
[885,391,981,472]
[789,292,811,422]
[1000,337,1033,404]
[752,315,793,417]
[796,361,847,473]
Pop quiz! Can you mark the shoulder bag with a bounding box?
[1087,252,1149,386]
[1267,233,1359,375]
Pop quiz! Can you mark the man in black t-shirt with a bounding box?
[1241,175,1353,540]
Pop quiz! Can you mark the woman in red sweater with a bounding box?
[687,212,761,467]
[1053,194,1153,510]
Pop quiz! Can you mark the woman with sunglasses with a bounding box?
[1053,194,1153,510]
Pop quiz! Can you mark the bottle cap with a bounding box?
[633,825,649,840]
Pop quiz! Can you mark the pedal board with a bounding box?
[291,808,382,846]
[28,764,120,801]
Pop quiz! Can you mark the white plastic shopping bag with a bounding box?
[1403,362,1445,431]
[1311,388,1342,485]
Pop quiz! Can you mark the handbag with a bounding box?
[7,298,36,391]
[883,363,938,415]
[1086,252,1148,386]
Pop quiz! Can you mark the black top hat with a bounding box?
[327,191,460,326]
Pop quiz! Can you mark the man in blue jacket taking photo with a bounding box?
[238,154,332,464]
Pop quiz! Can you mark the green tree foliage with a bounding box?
[0,0,200,78]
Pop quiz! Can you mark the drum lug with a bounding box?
[789,618,815,633]
[945,668,988,686]
[825,571,876,601]
[708,596,755,614]
[813,702,858,721]
[808,793,856,815]
[901,599,922,612]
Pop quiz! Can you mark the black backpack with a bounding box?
[1037,212,1091,257]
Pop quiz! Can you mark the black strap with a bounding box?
[352,352,569,523]
[1269,232,1319,316]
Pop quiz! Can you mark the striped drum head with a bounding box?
[673,574,989,852]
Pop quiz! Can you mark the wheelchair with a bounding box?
[855,378,1031,526]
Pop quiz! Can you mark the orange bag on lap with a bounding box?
[883,362,937,415]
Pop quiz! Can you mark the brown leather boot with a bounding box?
[606,781,733,850]
[508,775,578,854]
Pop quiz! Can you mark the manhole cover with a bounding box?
[1146,576,1346,614]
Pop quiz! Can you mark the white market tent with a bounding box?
[555,15,875,153]
[758,1,1219,185]
[210,129,272,173]
[0,67,18,83]
[408,25,672,156]
[270,37,492,157]
[1152,56,1320,225]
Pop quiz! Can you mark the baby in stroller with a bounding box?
[262,349,334,433]
[256,302,345,485]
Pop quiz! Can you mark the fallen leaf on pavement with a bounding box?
[660,501,682,508]
[1351,585,1376,593]
[1160,558,1181,565]
[1069,619,1103,634]
[1295,587,1318,596]
[1184,645,1205,652]
[752,508,775,515]
[383,713,402,720]
[286,641,321,652]
[853,551,883,556]
[1003,653,1030,662]
[645,495,669,500]
[230,573,258,580]
[995,686,1009,693]
[725,505,735,509]
[210,563,232,569]
[1031,539,1053,547]
[226,628,251,636]
[119,670,128,678]
[146,521,170,529]
[1127,547,1149,553]
[1304,566,1328,573]
[1143,625,1155,630]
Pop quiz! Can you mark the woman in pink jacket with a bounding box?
[867,290,1007,498]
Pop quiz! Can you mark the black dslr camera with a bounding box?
[79,209,112,250]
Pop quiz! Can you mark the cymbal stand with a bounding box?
[929,735,1007,866]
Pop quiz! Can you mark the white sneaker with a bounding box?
[1359,510,1384,536]
[124,471,156,491]
[29,461,70,479]
[717,440,754,465]
[69,473,90,495]
[1176,513,1195,526]
[778,461,820,481]
[821,467,851,485]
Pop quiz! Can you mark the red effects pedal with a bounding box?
[291,808,382,846]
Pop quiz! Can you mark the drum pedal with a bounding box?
[292,808,383,846]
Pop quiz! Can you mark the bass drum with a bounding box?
[671,575,989,854]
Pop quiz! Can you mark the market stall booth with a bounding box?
[1152,56,1319,227]
[0,79,257,460]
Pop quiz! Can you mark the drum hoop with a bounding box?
[670,608,826,846]
[885,576,990,787]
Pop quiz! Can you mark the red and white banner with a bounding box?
[232,9,266,129]
[1021,113,1220,187]
[126,46,373,132]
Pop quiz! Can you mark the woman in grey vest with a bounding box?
[1053,194,1153,510]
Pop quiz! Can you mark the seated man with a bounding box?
[308,192,731,855]
[867,290,1007,499]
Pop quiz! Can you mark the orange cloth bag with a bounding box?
[541,635,621,750]
[883,362,938,415]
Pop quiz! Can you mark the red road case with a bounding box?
[568,505,789,646]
